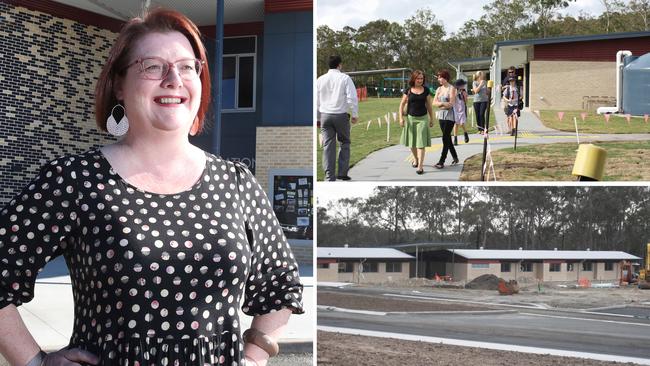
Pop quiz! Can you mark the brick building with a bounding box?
[0,0,312,205]
[489,31,650,111]
[426,249,641,283]
[317,247,414,284]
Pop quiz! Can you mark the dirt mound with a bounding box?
[466,274,500,290]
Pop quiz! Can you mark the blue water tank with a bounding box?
[622,53,650,116]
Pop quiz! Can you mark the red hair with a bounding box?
[408,70,426,87]
[94,8,211,134]
[436,69,451,83]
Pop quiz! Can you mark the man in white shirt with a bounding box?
[317,55,359,181]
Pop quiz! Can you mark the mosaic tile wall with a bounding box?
[0,3,117,205]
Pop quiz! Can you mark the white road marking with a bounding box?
[383,293,548,309]
[520,312,650,327]
[317,305,386,316]
[318,326,650,365]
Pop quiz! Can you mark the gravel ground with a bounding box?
[318,291,498,312]
[0,353,313,366]
[317,331,637,366]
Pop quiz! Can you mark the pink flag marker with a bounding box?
[557,111,565,121]
[580,112,587,122]
[645,114,649,123]
[625,114,631,124]
[604,114,611,123]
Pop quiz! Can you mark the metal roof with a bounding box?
[449,249,641,261]
[318,247,414,259]
[495,31,650,48]
[448,57,491,65]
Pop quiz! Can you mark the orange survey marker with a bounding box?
[578,278,592,288]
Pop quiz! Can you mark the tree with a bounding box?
[630,0,650,30]
[402,8,446,75]
[526,0,576,38]
[360,186,415,243]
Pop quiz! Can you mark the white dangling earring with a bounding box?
[106,104,129,137]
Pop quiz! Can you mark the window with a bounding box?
[363,262,378,273]
[605,262,614,271]
[386,262,402,273]
[549,263,561,272]
[338,262,353,273]
[582,261,593,271]
[501,262,511,272]
[471,263,489,269]
[520,262,533,272]
[222,36,256,111]
[317,263,329,269]
[567,263,575,272]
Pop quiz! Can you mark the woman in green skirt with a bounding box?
[399,70,434,175]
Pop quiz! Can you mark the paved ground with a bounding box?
[0,353,313,366]
[348,108,650,181]
[317,284,650,364]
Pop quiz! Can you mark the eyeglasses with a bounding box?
[125,57,205,80]
[508,71,515,74]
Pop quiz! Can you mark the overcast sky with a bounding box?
[317,0,613,35]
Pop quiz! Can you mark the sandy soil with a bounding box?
[318,291,497,312]
[340,282,650,310]
[317,331,638,366]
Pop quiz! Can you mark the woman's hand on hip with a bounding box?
[42,348,100,366]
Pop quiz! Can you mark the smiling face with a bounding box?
[414,75,424,87]
[116,31,202,135]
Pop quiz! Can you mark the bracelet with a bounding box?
[243,328,279,357]
[24,350,46,366]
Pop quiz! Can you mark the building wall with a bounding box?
[326,261,410,284]
[317,263,339,282]
[458,260,621,283]
[261,11,312,126]
[529,60,615,111]
[0,2,117,205]
[534,37,650,62]
[255,126,312,195]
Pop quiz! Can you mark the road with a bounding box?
[318,287,650,361]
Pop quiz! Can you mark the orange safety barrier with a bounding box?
[578,278,591,288]
[356,87,368,102]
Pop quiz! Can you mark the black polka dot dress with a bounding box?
[0,149,304,366]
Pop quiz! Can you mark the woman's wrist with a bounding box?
[24,350,46,366]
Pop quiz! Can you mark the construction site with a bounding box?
[317,244,650,365]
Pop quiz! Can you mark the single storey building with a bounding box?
[452,31,650,112]
[427,249,641,283]
[317,247,413,284]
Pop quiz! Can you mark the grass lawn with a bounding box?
[316,97,494,181]
[460,140,650,181]
[537,110,650,134]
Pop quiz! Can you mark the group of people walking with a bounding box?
[316,55,521,179]
[399,69,489,174]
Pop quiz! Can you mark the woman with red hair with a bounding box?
[0,8,302,366]
[398,70,434,175]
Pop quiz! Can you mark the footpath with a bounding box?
[348,109,649,181]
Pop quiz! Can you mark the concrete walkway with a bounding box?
[13,257,313,353]
[348,108,649,181]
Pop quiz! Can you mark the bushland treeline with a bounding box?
[318,186,650,257]
[317,0,650,78]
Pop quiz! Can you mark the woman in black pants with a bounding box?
[433,69,458,169]
[472,70,488,134]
